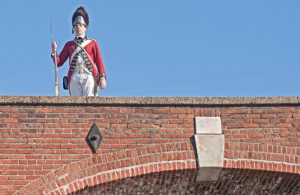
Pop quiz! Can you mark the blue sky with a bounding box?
[1,0,299,97]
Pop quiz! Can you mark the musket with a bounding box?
[50,12,59,96]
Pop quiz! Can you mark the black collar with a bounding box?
[75,36,87,44]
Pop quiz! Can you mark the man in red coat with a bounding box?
[51,6,106,96]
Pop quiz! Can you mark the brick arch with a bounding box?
[224,143,300,173]
[15,142,197,195]
[15,142,300,195]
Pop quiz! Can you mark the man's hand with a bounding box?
[99,78,106,89]
[52,41,58,53]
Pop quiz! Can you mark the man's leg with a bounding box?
[69,73,83,96]
[82,73,95,96]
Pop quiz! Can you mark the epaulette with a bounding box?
[87,38,96,42]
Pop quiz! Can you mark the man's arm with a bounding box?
[51,42,70,67]
[93,41,106,89]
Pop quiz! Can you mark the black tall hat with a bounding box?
[72,6,89,28]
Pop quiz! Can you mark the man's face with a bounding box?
[74,23,87,36]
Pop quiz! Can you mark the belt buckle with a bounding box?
[75,64,82,69]
[75,64,84,73]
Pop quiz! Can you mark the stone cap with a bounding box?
[0,96,299,106]
[195,117,222,134]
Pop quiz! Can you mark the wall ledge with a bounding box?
[0,96,299,106]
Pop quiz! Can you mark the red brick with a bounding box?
[227,123,243,129]
[178,114,194,119]
[243,124,259,128]
[276,123,292,128]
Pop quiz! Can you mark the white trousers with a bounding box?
[69,71,95,96]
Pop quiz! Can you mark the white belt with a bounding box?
[75,63,85,70]
[74,66,92,74]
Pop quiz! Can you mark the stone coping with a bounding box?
[0,96,299,106]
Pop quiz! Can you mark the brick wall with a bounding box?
[0,96,299,194]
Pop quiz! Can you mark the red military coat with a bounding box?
[54,38,105,84]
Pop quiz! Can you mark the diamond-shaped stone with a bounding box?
[86,123,103,153]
